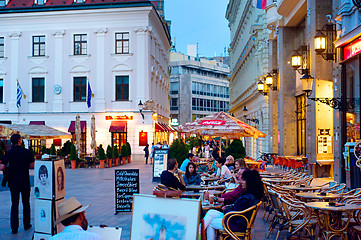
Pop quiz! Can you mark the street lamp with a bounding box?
[138,100,144,120]
[242,106,248,117]
[300,72,314,98]
[257,80,265,93]
[265,73,273,86]
[314,31,326,54]
[291,45,309,74]
[291,51,302,69]
[314,22,336,61]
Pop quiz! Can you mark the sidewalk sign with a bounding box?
[152,149,169,182]
[115,169,139,213]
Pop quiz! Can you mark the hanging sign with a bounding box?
[106,116,133,120]
[115,169,139,213]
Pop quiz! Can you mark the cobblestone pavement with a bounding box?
[0,163,333,240]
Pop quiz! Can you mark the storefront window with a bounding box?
[346,59,360,142]
[296,94,307,155]
[71,132,87,154]
[112,132,127,150]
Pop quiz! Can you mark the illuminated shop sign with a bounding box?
[105,115,133,120]
[344,38,361,60]
[200,120,226,125]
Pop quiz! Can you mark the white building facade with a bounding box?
[0,0,171,158]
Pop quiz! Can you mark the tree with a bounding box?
[70,143,77,160]
[126,142,131,157]
[120,144,127,158]
[50,143,56,155]
[42,145,47,154]
[113,145,119,159]
[225,139,246,159]
[98,144,106,160]
[62,140,72,155]
[28,146,35,157]
[106,145,113,159]
[169,138,189,166]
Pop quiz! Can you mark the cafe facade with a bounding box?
[0,0,172,159]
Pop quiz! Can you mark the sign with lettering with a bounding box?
[115,169,139,212]
[344,37,361,60]
[152,149,169,182]
[139,131,148,146]
[106,115,133,120]
[200,120,226,125]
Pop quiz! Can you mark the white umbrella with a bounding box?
[91,115,96,157]
[75,114,81,158]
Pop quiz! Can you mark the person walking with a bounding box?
[150,143,155,164]
[143,144,149,164]
[0,134,34,234]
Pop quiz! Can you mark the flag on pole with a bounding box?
[253,0,266,9]
[87,80,92,108]
[16,80,23,108]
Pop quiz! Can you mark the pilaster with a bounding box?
[94,28,107,112]
[9,32,21,112]
[53,30,65,112]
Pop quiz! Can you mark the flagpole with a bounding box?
[17,79,26,99]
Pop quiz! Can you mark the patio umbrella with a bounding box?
[176,111,266,139]
[90,115,96,157]
[75,114,81,158]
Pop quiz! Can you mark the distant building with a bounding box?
[169,51,230,126]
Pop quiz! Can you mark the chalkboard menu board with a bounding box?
[115,169,139,213]
[152,149,169,182]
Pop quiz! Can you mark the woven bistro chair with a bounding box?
[219,201,262,240]
[266,190,288,240]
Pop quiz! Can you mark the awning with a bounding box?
[160,123,176,132]
[155,122,167,132]
[0,124,71,139]
[109,121,127,132]
[68,121,87,133]
[29,121,45,125]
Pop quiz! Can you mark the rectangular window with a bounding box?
[71,132,87,154]
[0,0,5,7]
[296,95,307,155]
[112,132,127,150]
[170,98,178,110]
[170,82,179,94]
[115,76,129,101]
[32,77,45,102]
[74,34,87,55]
[0,79,3,103]
[37,0,45,5]
[73,77,86,102]
[0,37,3,57]
[115,32,129,54]
[32,36,45,57]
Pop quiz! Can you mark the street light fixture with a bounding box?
[265,73,273,86]
[257,80,265,93]
[300,72,314,98]
[138,100,144,120]
[314,22,336,61]
[291,45,309,74]
[291,52,302,69]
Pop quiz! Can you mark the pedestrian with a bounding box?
[50,197,103,240]
[162,140,169,149]
[150,143,155,164]
[0,134,34,234]
[143,144,149,164]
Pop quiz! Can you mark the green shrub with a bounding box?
[120,144,127,158]
[106,145,113,159]
[113,145,119,159]
[225,139,246,159]
[56,149,64,156]
[186,136,202,150]
[126,142,131,156]
[70,143,77,160]
[50,143,56,155]
[98,144,106,160]
[62,140,72,155]
[169,138,189,166]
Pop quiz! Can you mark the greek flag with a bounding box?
[16,81,23,108]
[87,81,92,108]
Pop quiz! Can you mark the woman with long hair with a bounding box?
[202,169,264,240]
[232,158,248,184]
[183,162,201,186]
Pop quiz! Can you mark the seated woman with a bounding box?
[202,170,264,240]
[210,157,232,181]
[232,158,248,184]
[225,155,235,171]
[183,162,201,186]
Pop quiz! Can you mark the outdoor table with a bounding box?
[304,201,361,240]
[202,202,223,212]
[262,178,297,185]
[186,185,225,191]
[245,161,261,169]
[202,177,219,185]
[181,190,223,199]
[282,185,321,193]
[296,192,342,202]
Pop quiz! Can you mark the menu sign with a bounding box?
[152,149,169,182]
[344,37,361,60]
[115,169,139,213]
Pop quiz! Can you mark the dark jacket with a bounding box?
[2,146,34,189]
[160,170,186,191]
[183,173,201,186]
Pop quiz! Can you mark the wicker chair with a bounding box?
[219,201,262,240]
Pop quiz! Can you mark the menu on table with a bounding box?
[115,169,139,213]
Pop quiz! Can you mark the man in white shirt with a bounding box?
[50,197,103,240]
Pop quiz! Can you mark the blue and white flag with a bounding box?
[87,81,92,108]
[16,80,23,108]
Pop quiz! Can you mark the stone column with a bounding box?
[277,27,297,156]
[9,32,21,113]
[53,30,65,112]
[94,28,107,112]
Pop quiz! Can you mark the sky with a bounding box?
[164,0,230,58]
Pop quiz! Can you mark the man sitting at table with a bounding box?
[179,153,194,172]
[161,158,186,191]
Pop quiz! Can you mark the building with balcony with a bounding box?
[169,51,230,126]
[0,0,171,159]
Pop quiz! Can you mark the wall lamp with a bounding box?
[314,22,336,61]
[291,45,309,74]
[300,73,359,110]
[265,69,278,91]
[241,106,259,124]
[138,100,144,120]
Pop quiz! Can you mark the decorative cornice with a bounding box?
[53,30,65,37]
[9,32,21,39]
[229,0,252,50]
[95,28,108,36]
[134,26,151,33]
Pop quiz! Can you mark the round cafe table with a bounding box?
[186,185,225,191]
[282,185,321,193]
[181,190,223,199]
[296,192,343,202]
[304,202,361,240]
[262,178,297,185]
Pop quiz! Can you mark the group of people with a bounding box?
[143,140,169,164]
[159,154,264,240]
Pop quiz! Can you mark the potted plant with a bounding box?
[98,144,106,169]
[106,145,113,168]
[170,138,189,166]
[225,139,246,159]
[50,143,56,156]
[126,142,131,163]
[113,145,119,166]
[70,143,77,169]
[121,144,127,165]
